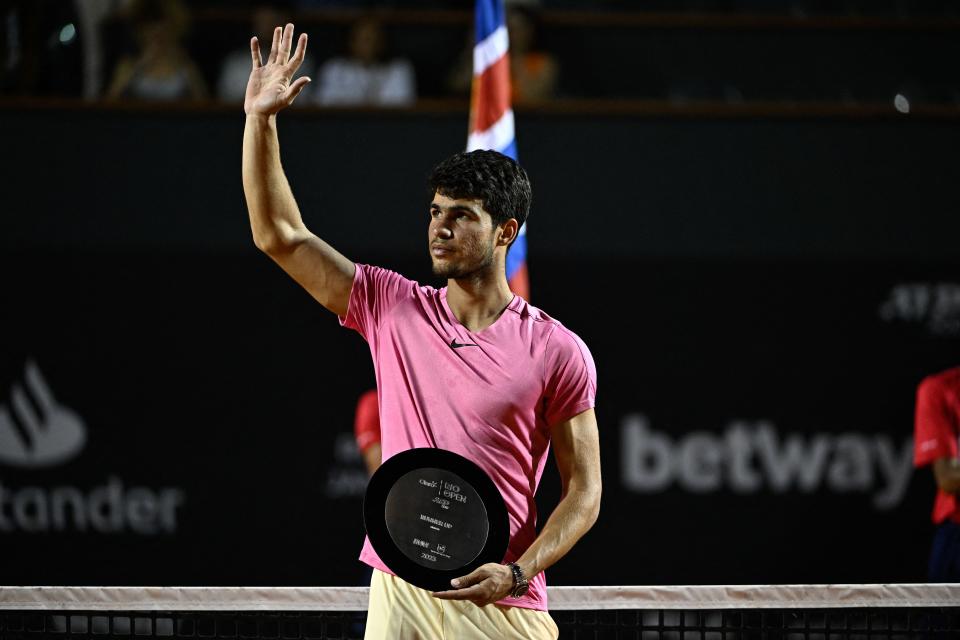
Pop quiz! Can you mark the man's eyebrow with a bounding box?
[431,202,480,215]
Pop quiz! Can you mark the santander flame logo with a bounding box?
[0,360,86,468]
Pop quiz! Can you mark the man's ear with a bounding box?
[498,219,519,247]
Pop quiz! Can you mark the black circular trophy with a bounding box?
[363,448,509,592]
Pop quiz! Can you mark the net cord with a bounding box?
[2,584,959,612]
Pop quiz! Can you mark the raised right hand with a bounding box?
[244,23,311,116]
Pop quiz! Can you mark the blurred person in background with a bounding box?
[354,388,381,477]
[507,5,558,104]
[295,0,373,6]
[353,385,380,628]
[105,0,208,102]
[218,4,314,104]
[445,5,559,104]
[914,366,960,582]
[313,15,415,106]
[75,0,132,100]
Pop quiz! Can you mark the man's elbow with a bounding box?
[589,488,602,528]
[253,232,284,255]
[579,482,602,530]
[252,227,301,257]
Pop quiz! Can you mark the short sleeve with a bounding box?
[339,264,416,342]
[914,374,959,467]
[542,325,597,428]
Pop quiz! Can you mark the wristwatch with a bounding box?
[506,562,529,598]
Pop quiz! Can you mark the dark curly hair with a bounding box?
[428,150,532,240]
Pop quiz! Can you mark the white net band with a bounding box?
[2,584,959,612]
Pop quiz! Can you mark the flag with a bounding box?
[467,0,529,300]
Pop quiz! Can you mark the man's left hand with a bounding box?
[431,562,515,606]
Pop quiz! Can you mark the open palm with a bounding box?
[244,23,311,116]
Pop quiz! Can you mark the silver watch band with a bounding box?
[507,562,528,597]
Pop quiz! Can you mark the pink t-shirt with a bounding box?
[340,264,597,611]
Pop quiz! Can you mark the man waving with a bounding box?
[242,24,601,640]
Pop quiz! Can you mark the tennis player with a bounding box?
[242,24,601,639]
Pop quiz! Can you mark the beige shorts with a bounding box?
[364,569,559,640]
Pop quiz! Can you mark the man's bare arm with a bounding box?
[433,408,602,606]
[515,408,602,577]
[933,457,960,494]
[242,24,355,316]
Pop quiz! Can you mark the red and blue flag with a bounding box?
[468,0,529,300]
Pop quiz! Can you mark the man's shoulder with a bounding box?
[919,367,960,401]
[510,298,558,331]
[512,296,554,323]
[514,299,590,351]
[357,263,440,300]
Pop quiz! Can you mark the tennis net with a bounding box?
[2,584,958,639]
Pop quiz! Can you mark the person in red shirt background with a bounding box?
[914,366,960,582]
[354,388,381,477]
[350,387,380,636]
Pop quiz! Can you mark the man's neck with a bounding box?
[446,276,515,333]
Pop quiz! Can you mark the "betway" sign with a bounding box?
[620,414,913,510]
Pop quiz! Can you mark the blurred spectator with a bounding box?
[105,0,208,102]
[444,6,559,104]
[75,0,132,100]
[354,388,381,477]
[295,0,372,6]
[914,367,960,582]
[507,6,558,104]
[313,16,415,106]
[217,5,315,105]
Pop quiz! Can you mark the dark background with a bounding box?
[2,0,960,589]
[1,107,957,586]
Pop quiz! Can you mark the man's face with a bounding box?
[428,192,498,280]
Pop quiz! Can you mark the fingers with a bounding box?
[264,24,302,68]
[451,569,484,589]
[280,23,295,64]
[283,76,311,104]
[250,37,262,69]
[432,584,485,601]
[289,33,308,71]
[268,26,281,64]
[431,568,489,602]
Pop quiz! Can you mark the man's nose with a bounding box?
[434,224,453,239]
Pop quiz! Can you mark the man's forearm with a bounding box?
[242,114,308,253]
[515,484,600,580]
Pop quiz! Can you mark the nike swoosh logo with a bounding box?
[449,339,479,349]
